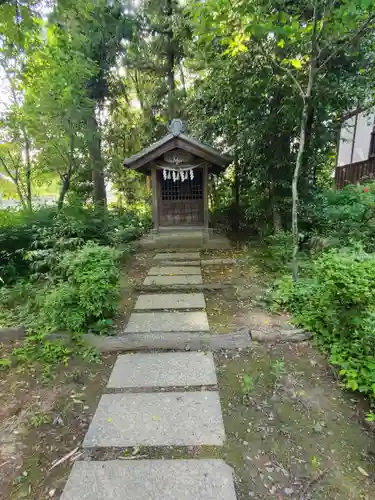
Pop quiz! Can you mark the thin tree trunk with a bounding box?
[57,174,70,210]
[302,102,315,185]
[87,109,107,208]
[292,100,309,280]
[24,133,32,210]
[292,3,318,281]
[179,63,187,99]
[233,162,240,233]
[0,154,27,208]
[166,0,175,120]
[57,131,74,210]
[350,104,359,163]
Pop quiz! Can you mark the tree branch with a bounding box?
[316,0,336,43]
[317,13,375,73]
[255,41,305,100]
[52,141,69,163]
[0,155,16,182]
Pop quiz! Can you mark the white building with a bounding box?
[337,107,375,166]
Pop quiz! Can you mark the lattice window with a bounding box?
[160,169,203,201]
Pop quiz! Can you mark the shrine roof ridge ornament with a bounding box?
[168,118,185,136]
[124,118,233,175]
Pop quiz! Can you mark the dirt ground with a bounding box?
[1,246,374,499]
[0,344,115,500]
[217,344,375,499]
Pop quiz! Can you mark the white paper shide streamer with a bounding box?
[162,167,194,182]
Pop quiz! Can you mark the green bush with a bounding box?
[272,248,375,399]
[262,230,294,272]
[0,207,56,282]
[300,183,375,252]
[38,243,122,335]
[0,203,151,284]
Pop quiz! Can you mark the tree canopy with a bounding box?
[0,0,374,227]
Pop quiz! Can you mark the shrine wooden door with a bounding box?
[158,168,204,226]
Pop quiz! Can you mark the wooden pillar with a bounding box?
[203,164,209,231]
[151,166,159,230]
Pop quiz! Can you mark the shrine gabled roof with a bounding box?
[124,120,233,174]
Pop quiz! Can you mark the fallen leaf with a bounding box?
[152,415,160,421]
[358,466,369,477]
[49,447,79,471]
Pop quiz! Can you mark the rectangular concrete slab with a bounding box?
[125,311,209,333]
[158,260,203,266]
[107,352,217,388]
[148,266,201,275]
[134,293,205,310]
[154,252,200,261]
[83,392,225,447]
[60,460,237,500]
[143,275,202,286]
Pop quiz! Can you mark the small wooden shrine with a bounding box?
[124,119,232,231]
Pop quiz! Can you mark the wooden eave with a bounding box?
[124,133,233,175]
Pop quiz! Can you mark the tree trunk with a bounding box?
[292,99,309,281]
[232,161,240,233]
[166,0,175,120]
[0,154,27,209]
[291,2,318,281]
[302,102,315,185]
[57,174,70,210]
[23,133,32,210]
[179,63,187,100]
[57,131,74,210]
[87,109,107,208]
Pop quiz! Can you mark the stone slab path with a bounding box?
[107,352,216,388]
[60,460,237,500]
[134,292,205,310]
[148,265,201,275]
[83,391,225,447]
[60,250,237,499]
[125,311,210,333]
[153,252,200,260]
[143,274,203,285]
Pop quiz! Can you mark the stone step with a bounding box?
[143,275,203,286]
[148,266,201,276]
[157,260,203,266]
[107,352,217,389]
[153,252,200,261]
[134,293,206,310]
[158,258,237,266]
[136,282,231,292]
[125,311,209,333]
[83,392,225,447]
[60,460,237,500]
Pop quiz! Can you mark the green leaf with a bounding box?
[277,39,285,48]
[291,59,302,69]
